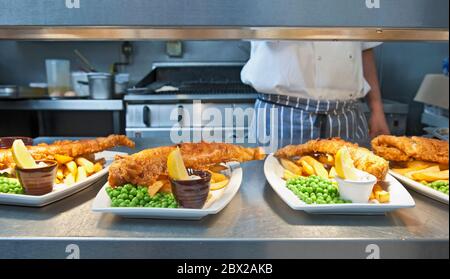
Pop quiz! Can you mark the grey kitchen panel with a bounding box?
[0,0,448,28]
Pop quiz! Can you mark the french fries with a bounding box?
[64,173,75,186]
[283,169,300,180]
[65,161,78,178]
[76,157,95,174]
[54,154,73,164]
[404,166,440,179]
[393,160,449,185]
[210,179,230,191]
[412,170,449,182]
[392,164,432,176]
[300,156,329,179]
[280,159,303,176]
[159,181,173,194]
[329,167,337,179]
[406,160,435,169]
[148,181,165,197]
[54,154,105,185]
[297,159,315,176]
[76,166,87,182]
[317,154,335,166]
[371,184,390,203]
[209,170,230,191]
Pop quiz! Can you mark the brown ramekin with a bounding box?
[15,160,57,196]
[170,169,212,209]
[0,137,33,149]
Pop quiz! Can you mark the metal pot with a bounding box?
[0,85,18,99]
[87,73,113,100]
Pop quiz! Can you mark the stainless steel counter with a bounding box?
[0,138,448,259]
[0,99,124,134]
[124,93,258,103]
[0,99,123,111]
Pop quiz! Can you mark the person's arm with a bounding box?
[363,49,391,138]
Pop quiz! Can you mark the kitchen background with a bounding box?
[0,40,448,137]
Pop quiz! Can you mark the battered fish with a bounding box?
[0,135,135,169]
[108,142,265,187]
[275,138,389,181]
[372,135,449,165]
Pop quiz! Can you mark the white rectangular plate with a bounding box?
[390,170,449,205]
[264,154,415,214]
[92,163,242,220]
[0,151,127,207]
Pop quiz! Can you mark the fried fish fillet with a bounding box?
[108,142,266,187]
[371,135,449,165]
[0,135,135,169]
[275,138,389,181]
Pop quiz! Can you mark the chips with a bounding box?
[55,154,105,185]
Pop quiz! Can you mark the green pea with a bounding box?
[129,188,137,196]
[111,190,120,197]
[136,192,144,200]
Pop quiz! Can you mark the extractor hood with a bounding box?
[0,0,448,41]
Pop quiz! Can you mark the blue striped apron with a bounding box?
[252,93,369,149]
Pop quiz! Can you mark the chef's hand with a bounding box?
[369,110,391,138]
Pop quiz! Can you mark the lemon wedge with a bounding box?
[11,139,37,169]
[167,147,190,180]
[335,147,360,180]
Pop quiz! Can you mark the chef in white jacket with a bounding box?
[241,41,390,147]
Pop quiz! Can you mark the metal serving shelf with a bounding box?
[124,93,258,103]
[0,137,447,259]
[0,0,448,41]
[0,99,123,111]
[0,100,124,134]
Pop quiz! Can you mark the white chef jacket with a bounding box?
[241,41,382,101]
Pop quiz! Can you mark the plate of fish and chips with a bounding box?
[265,138,415,214]
[372,136,449,204]
[92,142,265,220]
[0,135,134,207]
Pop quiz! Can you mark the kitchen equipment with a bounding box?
[128,62,255,95]
[114,73,130,96]
[88,73,114,100]
[0,85,18,99]
[415,74,449,129]
[74,49,97,72]
[45,59,72,97]
[125,63,256,141]
[71,72,90,97]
